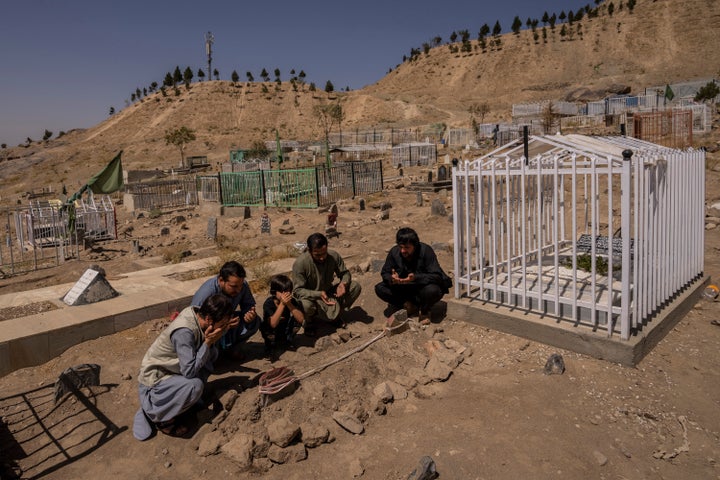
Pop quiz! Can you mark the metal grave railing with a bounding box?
[452,134,705,340]
[219,161,383,208]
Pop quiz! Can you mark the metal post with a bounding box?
[351,162,357,198]
[620,149,633,340]
[314,166,321,207]
[216,173,223,205]
[260,169,267,207]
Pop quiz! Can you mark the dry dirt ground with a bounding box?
[2,169,720,480]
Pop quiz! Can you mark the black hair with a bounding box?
[306,232,328,250]
[219,260,246,281]
[396,227,420,248]
[197,294,234,323]
[269,274,294,295]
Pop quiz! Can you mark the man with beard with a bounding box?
[292,232,361,335]
[375,227,452,324]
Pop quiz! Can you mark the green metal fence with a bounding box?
[219,170,263,205]
[219,161,383,208]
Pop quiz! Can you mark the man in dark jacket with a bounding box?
[375,227,451,324]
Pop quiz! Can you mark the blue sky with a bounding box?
[0,0,588,147]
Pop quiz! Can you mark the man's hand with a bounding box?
[204,323,225,345]
[335,282,347,298]
[227,315,240,329]
[320,291,337,306]
[243,306,257,324]
[391,269,415,285]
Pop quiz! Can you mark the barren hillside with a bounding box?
[362,0,720,121]
[1,0,719,206]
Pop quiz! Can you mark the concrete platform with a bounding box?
[0,257,296,378]
[445,275,709,366]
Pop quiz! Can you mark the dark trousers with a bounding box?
[260,317,301,347]
[374,282,444,314]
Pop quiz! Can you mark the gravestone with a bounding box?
[244,206,252,220]
[438,165,448,181]
[416,192,423,207]
[576,234,634,257]
[358,198,366,211]
[427,171,433,183]
[260,214,271,234]
[207,217,217,240]
[430,199,448,217]
[62,267,119,306]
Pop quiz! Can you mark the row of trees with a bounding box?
[405,0,637,61]
[2,128,68,148]
[117,66,341,114]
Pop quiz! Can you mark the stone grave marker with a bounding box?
[207,217,217,240]
[62,268,119,306]
[438,165,448,181]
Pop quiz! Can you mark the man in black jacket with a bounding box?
[375,227,451,324]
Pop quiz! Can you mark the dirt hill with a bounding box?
[1,0,719,205]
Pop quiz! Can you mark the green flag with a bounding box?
[88,151,124,194]
[664,84,675,101]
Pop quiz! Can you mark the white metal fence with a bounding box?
[392,143,438,167]
[452,135,705,340]
[512,101,580,117]
[1,204,80,277]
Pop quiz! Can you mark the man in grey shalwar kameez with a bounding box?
[132,294,233,440]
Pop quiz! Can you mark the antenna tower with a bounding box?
[205,31,214,80]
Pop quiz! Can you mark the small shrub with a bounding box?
[206,244,262,275]
[563,254,611,276]
[148,208,162,219]
[159,243,191,264]
[267,245,295,261]
[249,261,273,294]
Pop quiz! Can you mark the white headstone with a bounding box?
[62,268,119,306]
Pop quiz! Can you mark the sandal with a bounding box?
[157,419,190,438]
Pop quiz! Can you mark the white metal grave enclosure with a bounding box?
[452,134,705,340]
